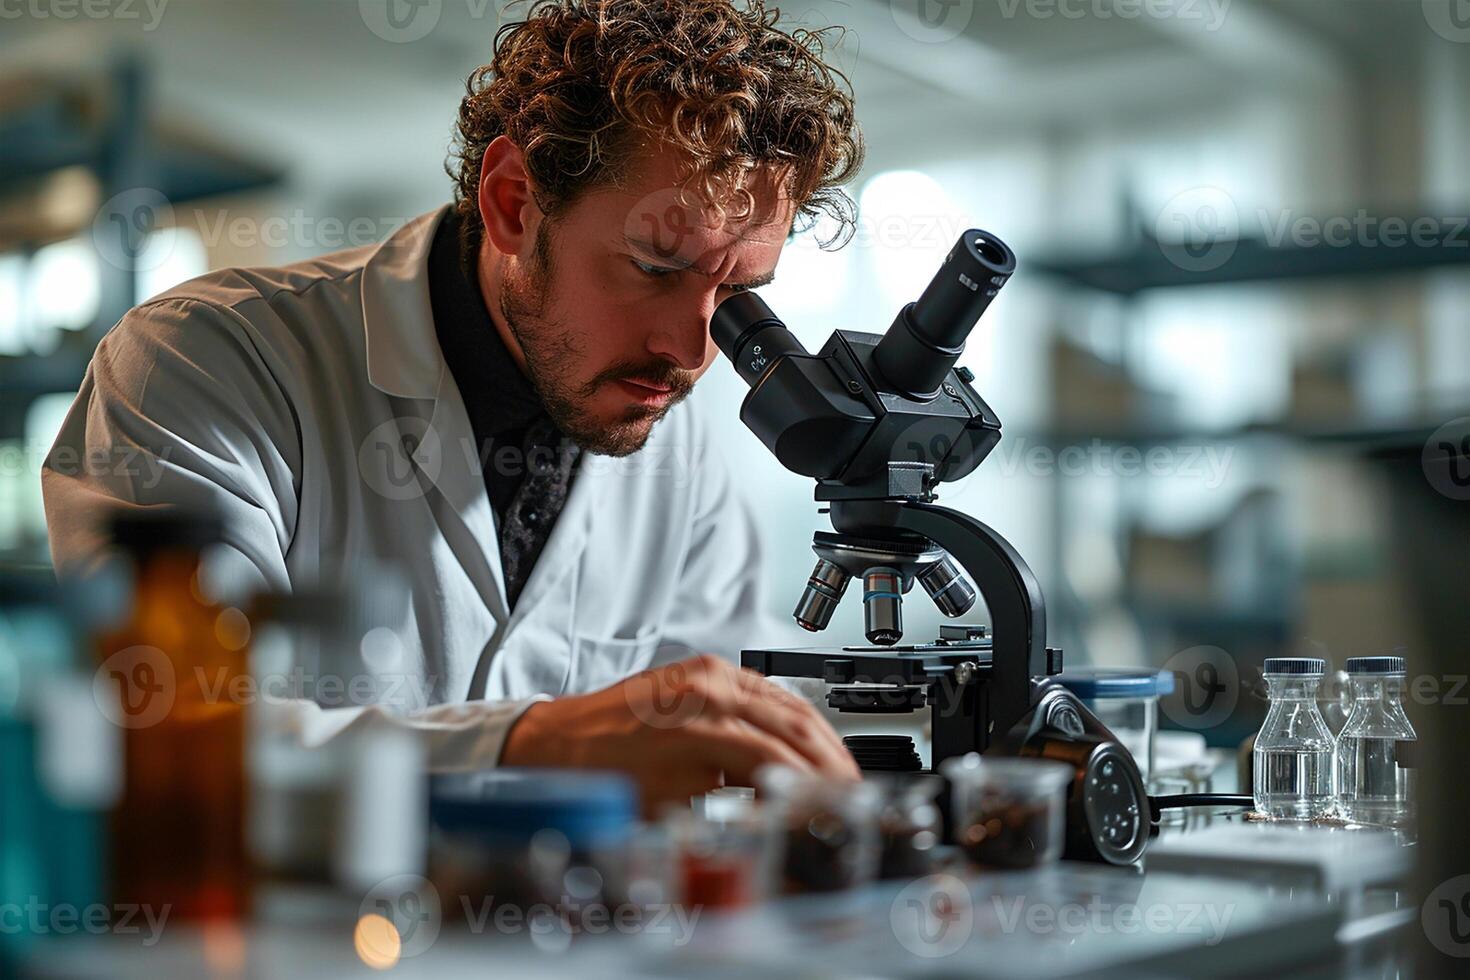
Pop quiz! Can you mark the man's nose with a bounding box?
[646,295,718,371]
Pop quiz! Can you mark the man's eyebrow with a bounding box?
[623,236,777,290]
[729,269,777,290]
[624,237,696,268]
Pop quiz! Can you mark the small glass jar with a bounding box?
[1057,668,1174,781]
[1252,658,1335,820]
[869,774,944,879]
[756,766,881,893]
[666,808,780,911]
[1336,656,1417,828]
[941,755,1072,869]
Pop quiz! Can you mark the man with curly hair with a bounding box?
[44,0,863,806]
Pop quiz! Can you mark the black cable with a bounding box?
[1148,793,1253,823]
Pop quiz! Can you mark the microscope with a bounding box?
[711,230,1152,865]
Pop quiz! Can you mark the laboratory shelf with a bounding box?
[1030,216,1470,296]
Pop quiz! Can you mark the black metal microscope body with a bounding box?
[712,230,1153,865]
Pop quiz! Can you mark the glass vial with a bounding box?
[1336,656,1416,828]
[1252,657,1334,820]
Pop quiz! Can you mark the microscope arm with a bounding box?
[828,497,1051,752]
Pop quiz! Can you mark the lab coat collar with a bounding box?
[360,206,602,628]
[360,207,450,400]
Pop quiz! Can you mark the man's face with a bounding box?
[495,151,794,456]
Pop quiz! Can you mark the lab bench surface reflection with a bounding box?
[24,809,1418,980]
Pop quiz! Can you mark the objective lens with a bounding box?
[917,555,976,618]
[863,567,904,646]
[793,558,851,633]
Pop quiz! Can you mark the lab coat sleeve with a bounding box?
[42,296,546,768]
[651,410,794,667]
[42,296,301,589]
[268,698,552,772]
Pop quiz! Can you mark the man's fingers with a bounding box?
[713,666,857,778]
[727,687,855,778]
[684,717,815,787]
[768,679,857,774]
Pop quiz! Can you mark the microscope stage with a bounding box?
[742,641,993,685]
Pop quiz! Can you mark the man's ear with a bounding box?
[476,135,541,258]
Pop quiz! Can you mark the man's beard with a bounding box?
[499,227,695,457]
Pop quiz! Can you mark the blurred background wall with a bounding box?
[1,0,1467,749]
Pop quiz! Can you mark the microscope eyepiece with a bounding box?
[710,292,809,388]
[910,231,1016,349]
[873,229,1016,399]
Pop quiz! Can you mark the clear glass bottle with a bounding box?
[1336,656,1416,827]
[248,569,424,892]
[1318,669,1353,736]
[1252,657,1335,820]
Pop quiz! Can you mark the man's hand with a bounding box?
[500,653,860,811]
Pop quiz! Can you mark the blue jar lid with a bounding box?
[430,769,637,850]
[1263,657,1326,675]
[1056,667,1175,699]
[1344,656,1406,675]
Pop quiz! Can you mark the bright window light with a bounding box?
[137,227,209,302]
[0,254,26,356]
[23,392,79,540]
[858,170,962,313]
[29,238,100,335]
[760,212,854,347]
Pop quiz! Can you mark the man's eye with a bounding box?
[632,259,676,278]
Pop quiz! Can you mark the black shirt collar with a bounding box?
[427,207,546,435]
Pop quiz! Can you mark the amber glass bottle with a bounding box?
[94,511,251,922]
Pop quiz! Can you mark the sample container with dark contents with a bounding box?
[756,765,881,893]
[868,773,944,879]
[940,755,1072,869]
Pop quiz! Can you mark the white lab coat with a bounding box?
[42,207,785,769]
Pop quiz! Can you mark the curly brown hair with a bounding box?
[447,0,864,263]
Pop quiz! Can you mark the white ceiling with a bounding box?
[0,0,1447,212]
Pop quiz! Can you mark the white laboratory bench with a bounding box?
[21,800,1417,980]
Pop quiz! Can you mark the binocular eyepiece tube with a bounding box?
[710,291,807,389]
[710,230,1015,401]
[872,230,1016,399]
